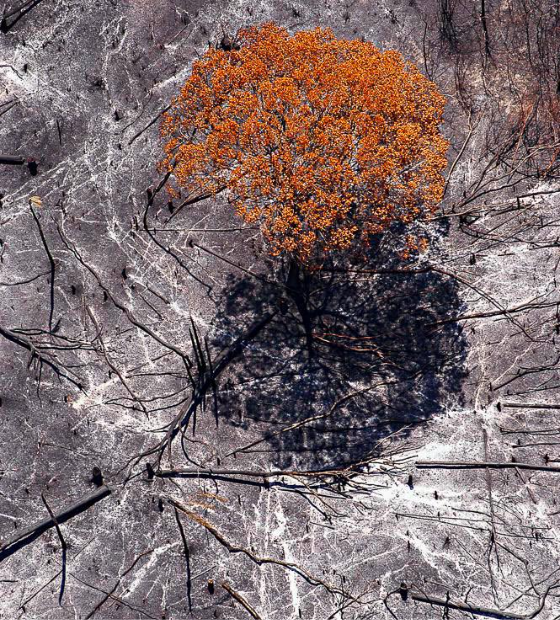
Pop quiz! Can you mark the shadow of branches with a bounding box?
[211,236,468,470]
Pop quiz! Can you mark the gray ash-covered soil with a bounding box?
[1,1,560,618]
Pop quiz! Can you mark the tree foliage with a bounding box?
[160,23,448,263]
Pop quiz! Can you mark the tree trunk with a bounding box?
[286,259,313,358]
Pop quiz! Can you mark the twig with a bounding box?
[30,206,56,331]
[514,467,538,504]
[128,311,276,470]
[191,240,276,287]
[482,428,499,605]
[0,324,83,390]
[72,571,156,619]
[142,175,214,293]
[128,105,171,145]
[86,305,148,417]
[0,269,49,286]
[20,537,94,611]
[433,299,560,326]
[0,100,18,117]
[57,223,192,368]
[443,112,476,198]
[167,188,225,222]
[173,509,192,613]
[84,548,154,619]
[227,378,407,458]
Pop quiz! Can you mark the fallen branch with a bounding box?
[0,324,83,390]
[0,155,24,165]
[416,460,560,473]
[1,0,45,33]
[157,465,387,479]
[168,499,359,602]
[221,582,262,619]
[500,402,560,410]
[128,310,276,470]
[40,494,66,605]
[411,594,532,620]
[0,485,111,561]
[156,459,395,496]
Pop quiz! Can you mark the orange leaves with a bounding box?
[159,22,448,264]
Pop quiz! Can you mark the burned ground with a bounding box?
[1,1,560,618]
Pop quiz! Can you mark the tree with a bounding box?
[159,22,448,265]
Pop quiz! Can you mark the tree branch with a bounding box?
[0,486,111,561]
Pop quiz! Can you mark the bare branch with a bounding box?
[221,582,262,619]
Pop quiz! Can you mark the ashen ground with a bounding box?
[1,1,560,618]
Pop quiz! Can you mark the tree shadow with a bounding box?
[211,233,468,470]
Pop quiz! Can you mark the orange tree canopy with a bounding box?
[160,23,448,264]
